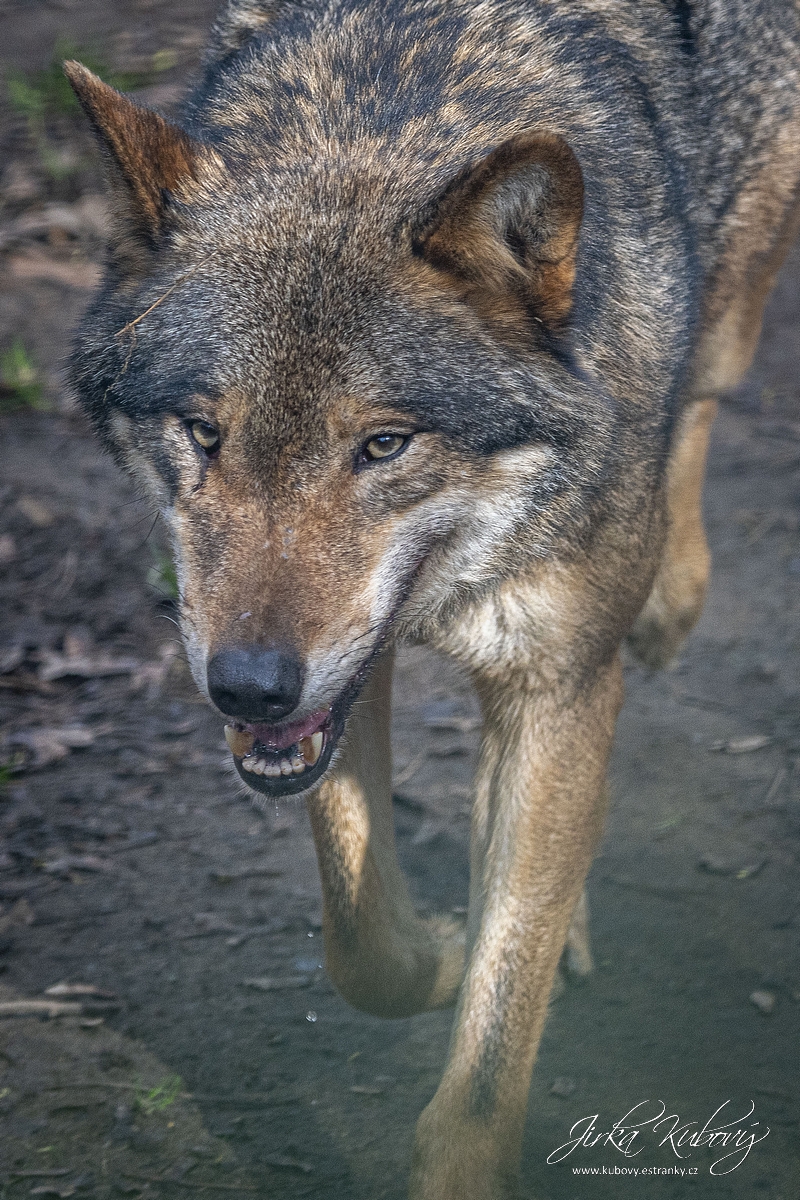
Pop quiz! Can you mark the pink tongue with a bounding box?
[246,709,328,751]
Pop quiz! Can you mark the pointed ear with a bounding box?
[416,132,584,329]
[64,60,211,254]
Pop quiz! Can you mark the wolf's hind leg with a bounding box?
[305,650,465,1017]
[628,398,717,669]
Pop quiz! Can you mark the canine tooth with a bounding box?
[300,731,324,766]
[280,758,293,776]
[224,725,255,757]
[291,755,305,774]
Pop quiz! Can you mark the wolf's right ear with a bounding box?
[64,61,220,266]
[414,132,584,330]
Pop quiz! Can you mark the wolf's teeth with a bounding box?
[225,725,255,757]
[264,760,281,777]
[300,731,324,766]
[280,758,293,776]
[241,756,256,772]
[252,758,267,775]
[291,754,305,774]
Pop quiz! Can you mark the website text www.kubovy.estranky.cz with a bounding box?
[571,1166,700,1176]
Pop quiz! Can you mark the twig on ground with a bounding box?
[0,1000,83,1018]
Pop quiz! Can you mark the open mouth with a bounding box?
[223,705,339,797]
[219,635,393,799]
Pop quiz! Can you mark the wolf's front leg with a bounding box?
[409,653,623,1200]
[305,649,465,1017]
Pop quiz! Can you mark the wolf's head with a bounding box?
[65,59,610,797]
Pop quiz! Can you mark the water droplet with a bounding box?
[306,1011,317,1023]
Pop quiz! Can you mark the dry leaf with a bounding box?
[38,651,140,682]
[6,726,94,769]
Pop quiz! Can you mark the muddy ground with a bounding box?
[0,3,799,1198]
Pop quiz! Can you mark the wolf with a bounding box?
[65,1,800,1195]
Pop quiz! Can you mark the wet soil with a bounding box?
[0,3,799,1198]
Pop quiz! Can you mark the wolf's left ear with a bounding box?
[64,61,216,258]
[415,132,584,329]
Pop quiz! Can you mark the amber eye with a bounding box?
[188,420,220,454]
[361,434,409,463]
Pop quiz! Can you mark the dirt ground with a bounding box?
[0,3,799,1198]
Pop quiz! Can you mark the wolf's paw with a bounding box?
[627,614,684,670]
[626,601,700,671]
[629,523,710,670]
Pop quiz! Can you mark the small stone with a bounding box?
[708,735,772,754]
[749,990,776,1015]
[726,735,772,754]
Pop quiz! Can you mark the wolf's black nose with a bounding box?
[207,646,304,721]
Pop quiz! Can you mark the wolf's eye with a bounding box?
[361,434,409,463]
[188,420,220,454]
